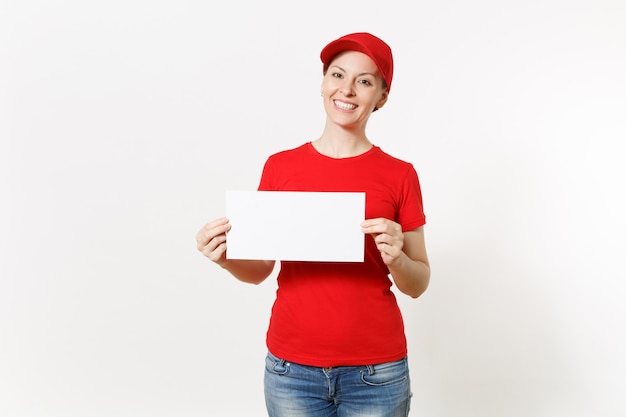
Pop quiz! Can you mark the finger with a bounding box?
[201,232,227,254]
[361,218,379,227]
[377,242,402,264]
[207,240,228,263]
[361,218,386,230]
[362,223,386,235]
[196,219,231,246]
[376,233,404,253]
[378,240,398,253]
[374,232,400,245]
[202,217,230,237]
[362,219,401,236]
[377,243,395,261]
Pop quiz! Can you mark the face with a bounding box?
[321,50,389,128]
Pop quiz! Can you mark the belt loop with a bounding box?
[367,364,375,375]
[273,358,288,373]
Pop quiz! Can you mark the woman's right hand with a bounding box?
[196,217,232,266]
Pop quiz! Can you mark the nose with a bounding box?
[340,80,355,96]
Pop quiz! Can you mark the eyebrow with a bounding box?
[329,64,377,78]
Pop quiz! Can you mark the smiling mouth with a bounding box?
[334,100,357,111]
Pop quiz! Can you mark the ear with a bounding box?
[374,90,389,111]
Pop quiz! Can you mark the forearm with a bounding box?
[220,259,275,285]
[388,253,430,298]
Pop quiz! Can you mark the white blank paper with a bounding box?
[225,190,365,262]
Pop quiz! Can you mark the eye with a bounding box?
[331,72,343,79]
[358,78,373,86]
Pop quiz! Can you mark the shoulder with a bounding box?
[265,143,310,163]
[371,146,416,171]
[271,142,310,157]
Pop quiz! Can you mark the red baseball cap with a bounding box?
[320,32,394,92]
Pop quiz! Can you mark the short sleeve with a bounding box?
[398,164,426,231]
[257,156,275,191]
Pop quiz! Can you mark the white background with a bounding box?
[1,0,625,416]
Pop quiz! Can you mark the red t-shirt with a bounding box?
[258,142,426,367]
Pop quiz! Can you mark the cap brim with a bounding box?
[320,39,372,68]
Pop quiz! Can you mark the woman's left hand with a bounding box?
[361,218,404,266]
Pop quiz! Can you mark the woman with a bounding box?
[196,32,430,417]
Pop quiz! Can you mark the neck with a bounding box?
[313,134,372,158]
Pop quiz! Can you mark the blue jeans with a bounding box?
[264,351,412,417]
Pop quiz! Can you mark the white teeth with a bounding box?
[334,100,356,110]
